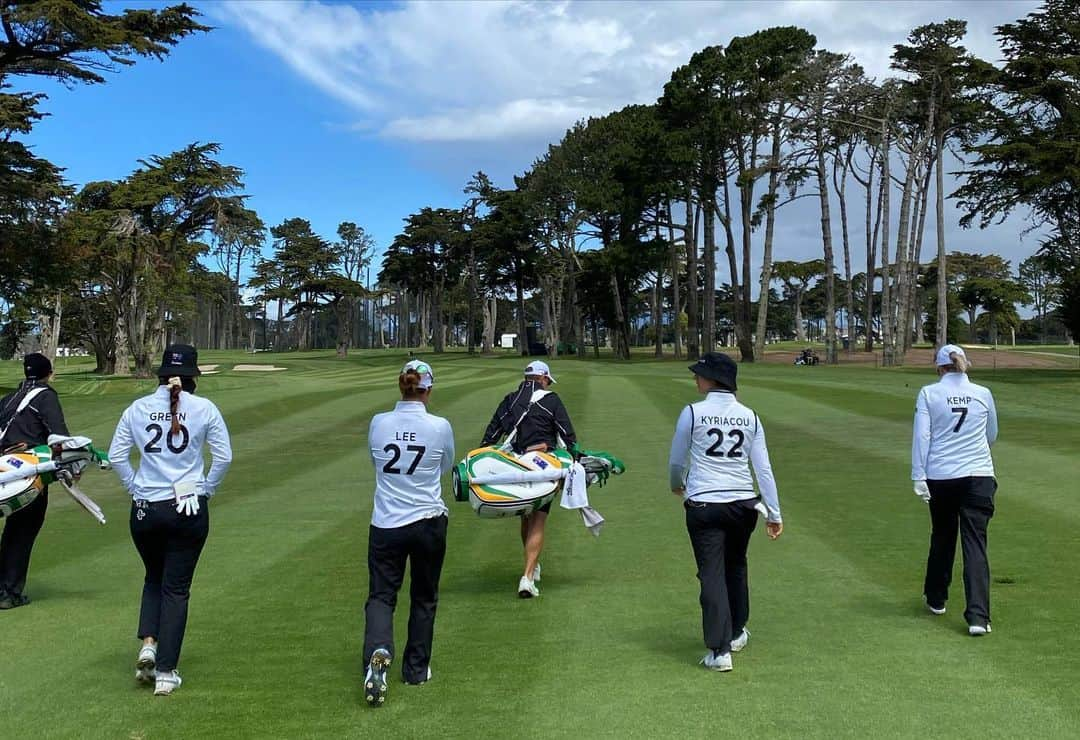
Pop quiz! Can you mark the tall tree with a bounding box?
[772,259,825,341]
[955,1,1080,261]
[271,217,337,352]
[0,1,210,344]
[1018,253,1060,343]
[892,19,991,351]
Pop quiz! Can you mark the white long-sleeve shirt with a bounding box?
[668,390,781,522]
[109,386,233,502]
[912,372,997,481]
[368,401,455,529]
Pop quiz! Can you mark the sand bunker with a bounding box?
[199,364,219,375]
[233,364,287,372]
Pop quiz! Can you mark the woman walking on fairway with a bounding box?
[363,360,455,707]
[668,353,782,672]
[109,345,232,695]
[0,353,70,609]
[912,345,998,636]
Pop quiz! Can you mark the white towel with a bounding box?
[579,506,604,537]
[560,462,604,535]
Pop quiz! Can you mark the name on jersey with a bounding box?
[394,431,417,441]
[699,415,750,427]
[946,396,972,406]
[147,412,187,421]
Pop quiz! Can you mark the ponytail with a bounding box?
[947,352,969,374]
[167,376,183,436]
[399,369,426,400]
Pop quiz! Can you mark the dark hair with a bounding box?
[399,369,427,400]
[158,376,196,435]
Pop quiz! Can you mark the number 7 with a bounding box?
[405,445,426,474]
[950,407,968,433]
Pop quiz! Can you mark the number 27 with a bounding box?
[383,443,426,474]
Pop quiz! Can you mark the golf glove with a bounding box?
[174,481,200,517]
[913,480,931,504]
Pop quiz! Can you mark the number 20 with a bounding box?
[144,423,189,454]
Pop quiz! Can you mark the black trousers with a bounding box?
[0,487,48,597]
[130,498,209,673]
[924,476,996,625]
[363,515,448,684]
[685,498,759,654]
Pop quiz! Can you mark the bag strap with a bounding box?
[0,386,47,445]
[502,389,552,448]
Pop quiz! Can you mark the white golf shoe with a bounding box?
[532,563,542,583]
[700,651,733,672]
[154,670,182,696]
[364,648,391,707]
[968,624,992,636]
[518,576,539,598]
[730,629,750,653]
[925,597,946,615]
[135,644,157,685]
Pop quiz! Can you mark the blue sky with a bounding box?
[23,0,1043,289]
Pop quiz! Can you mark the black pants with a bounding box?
[0,487,48,597]
[685,499,759,654]
[363,515,448,684]
[924,476,996,625]
[130,498,209,673]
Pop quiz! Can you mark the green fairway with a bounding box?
[1,352,1078,738]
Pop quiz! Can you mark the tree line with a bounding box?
[377,1,1080,363]
[1,2,1078,374]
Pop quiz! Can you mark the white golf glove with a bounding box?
[174,481,201,516]
[913,480,931,503]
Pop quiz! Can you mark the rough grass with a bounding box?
[1,351,1077,739]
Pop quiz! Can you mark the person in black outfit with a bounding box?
[0,353,69,610]
[480,360,576,598]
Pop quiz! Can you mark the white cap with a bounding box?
[401,359,435,389]
[524,360,556,384]
[935,344,966,367]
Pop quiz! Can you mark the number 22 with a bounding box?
[705,428,745,458]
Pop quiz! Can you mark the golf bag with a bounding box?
[451,445,626,518]
[0,435,110,523]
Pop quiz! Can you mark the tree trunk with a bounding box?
[702,177,717,354]
[863,150,879,353]
[795,290,806,342]
[879,129,894,364]
[653,271,663,357]
[934,130,948,347]
[754,110,784,360]
[590,313,600,358]
[891,157,917,364]
[684,191,700,360]
[835,150,855,354]
[731,158,754,362]
[816,146,838,364]
[467,246,477,354]
[432,278,446,353]
[610,273,630,360]
[37,290,63,361]
[515,256,527,356]
[906,159,934,353]
[114,311,129,376]
[667,202,682,359]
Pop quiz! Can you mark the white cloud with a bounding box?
[217,0,1038,144]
